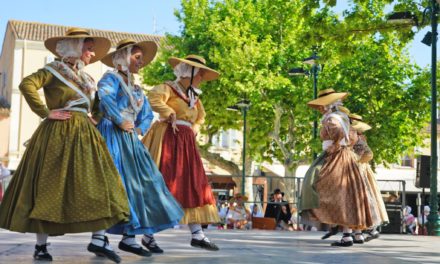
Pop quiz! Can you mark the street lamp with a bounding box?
[227,99,251,195]
[289,51,322,159]
[388,0,440,236]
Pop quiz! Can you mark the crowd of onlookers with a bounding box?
[217,188,300,231]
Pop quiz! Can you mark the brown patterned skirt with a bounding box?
[310,147,373,230]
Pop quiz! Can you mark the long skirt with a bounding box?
[97,118,183,235]
[0,112,129,234]
[310,147,373,230]
[359,163,389,225]
[159,124,219,224]
[299,152,326,227]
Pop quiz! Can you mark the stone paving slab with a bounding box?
[0,229,439,264]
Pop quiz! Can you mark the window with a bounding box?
[401,154,413,167]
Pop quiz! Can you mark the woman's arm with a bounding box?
[19,69,53,118]
[135,95,154,136]
[97,73,124,126]
[147,84,176,118]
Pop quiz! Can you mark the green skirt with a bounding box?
[299,151,326,227]
[299,151,326,211]
[0,112,129,234]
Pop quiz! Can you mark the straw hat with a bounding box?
[352,120,372,132]
[169,55,219,81]
[338,106,350,115]
[44,28,111,64]
[229,193,248,203]
[101,38,157,68]
[349,113,362,121]
[307,88,348,109]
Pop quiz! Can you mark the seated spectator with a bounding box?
[250,204,264,218]
[264,188,292,230]
[290,207,301,231]
[416,205,430,235]
[402,205,416,235]
[225,193,251,229]
[218,201,233,229]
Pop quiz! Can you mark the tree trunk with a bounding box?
[198,144,241,175]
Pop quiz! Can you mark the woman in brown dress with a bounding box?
[301,89,373,247]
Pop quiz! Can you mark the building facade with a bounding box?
[0,20,161,168]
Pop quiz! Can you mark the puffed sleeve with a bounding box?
[359,140,374,163]
[97,73,124,126]
[323,116,346,144]
[135,95,154,136]
[148,84,176,118]
[19,68,53,118]
[193,100,206,134]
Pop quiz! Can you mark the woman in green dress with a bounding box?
[0,28,129,263]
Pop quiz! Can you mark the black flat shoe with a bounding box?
[364,232,379,242]
[331,239,354,247]
[353,233,364,244]
[190,238,219,251]
[87,235,121,263]
[34,244,53,261]
[142,237,164,254]
[119,241,152,257]
[321,226,339,240]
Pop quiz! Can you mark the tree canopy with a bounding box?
[142,0,431,174]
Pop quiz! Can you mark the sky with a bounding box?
[0,0,433,68]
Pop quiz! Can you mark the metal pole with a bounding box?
[312,59,318,160]
[428,0,440,236]
[242,107,247,195]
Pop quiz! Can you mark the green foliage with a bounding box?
[141,0,431,170]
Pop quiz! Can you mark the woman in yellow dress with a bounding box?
[0,28,129,263]
[143,55,220,250]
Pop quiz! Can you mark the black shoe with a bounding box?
[190,238,219,251]
[364,232,379,242]
[331,239,354,247]
[119,241,152,257]
[142,237,164,254]
[353,233,365,244]
[33,244,53,261]
[87,235,121,263]
[321,226,339,240]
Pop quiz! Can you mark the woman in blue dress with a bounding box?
[96,39,184,257]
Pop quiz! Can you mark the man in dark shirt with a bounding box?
[264,188,291,229]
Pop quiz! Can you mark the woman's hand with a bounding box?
[87,113,98,126]
[119,120,135,133]
[168,113,179,134]
[47,109,72,120]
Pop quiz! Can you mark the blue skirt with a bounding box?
[97,118,183,235]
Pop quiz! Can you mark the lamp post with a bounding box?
[289,51,321,159]
[388,0,440,235]
[227,99,251,195]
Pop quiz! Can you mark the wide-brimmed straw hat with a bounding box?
[169,55,219,81]
[349,113,362,121]
[307,88,348,109]
[44,28,111,64]
[352,120,372,132]
[101,38,157,68]
[338,106,350,115]
[229,193,248,203]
